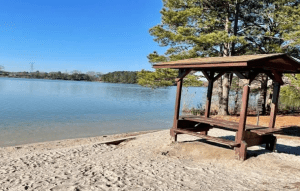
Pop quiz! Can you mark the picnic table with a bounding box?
[153,53,300,160]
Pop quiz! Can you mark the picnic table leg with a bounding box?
[265,135,277,152]
[205,79,213,119]
[171,77,183,142]
[238,141,248,160]
[235,85,250,160]
[200,79,214,136]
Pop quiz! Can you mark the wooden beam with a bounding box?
[153,62,248,69]
[202,70,211,81]
[271,70,284,85]
[265,71,276,82]
[265,71,283,85]
[234,71,247,79]
[269,82,280,128]
[249,72,259,84]
[176,69,192,81]
[212,72,226,82]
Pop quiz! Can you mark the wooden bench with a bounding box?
[171,116,282,155]
[180,115,282,135]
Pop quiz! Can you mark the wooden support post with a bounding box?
[236,84,250,143]
[171,70,185,142]
[205,79,213,119]
[202,71,215,135]
[269,82,280,128]
[237,141,247,160]
[235,84,250,160]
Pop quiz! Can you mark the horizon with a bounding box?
[0,0,166,74]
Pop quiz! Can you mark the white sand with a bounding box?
[0,129,300,191]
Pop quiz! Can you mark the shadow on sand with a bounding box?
[181,126,300,159]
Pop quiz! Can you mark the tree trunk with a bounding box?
[218,73,230,115]
[233,89,239,114]
[217,14,230,116]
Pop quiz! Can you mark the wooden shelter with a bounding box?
[153,53,300,160]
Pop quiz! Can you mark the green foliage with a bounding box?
[183,74,203,87]
[230,76,241,91]
[137,69,177,88]
[239,0,300,58]
[280,74,300,109]
[1,71,101,81]
[101,71,137,84]
[274,0,300,48]
[137,68,203,88]
[148,0,300,64]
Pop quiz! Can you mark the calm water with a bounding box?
[0,78,207,147]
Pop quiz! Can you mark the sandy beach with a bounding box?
[1,129,300,191]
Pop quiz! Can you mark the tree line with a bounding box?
[0,68,205,87]
[0,70,102,82]
[101,71,138,84]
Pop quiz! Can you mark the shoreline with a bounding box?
[0,129,159,150]
[1,129,300,190]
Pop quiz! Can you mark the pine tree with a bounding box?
[147,0,300,115]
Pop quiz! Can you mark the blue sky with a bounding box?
[0,0,166,73]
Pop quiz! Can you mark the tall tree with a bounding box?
[148,0,300,115]
[148,0,245,115]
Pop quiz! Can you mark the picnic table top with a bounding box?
[180,115,282,135]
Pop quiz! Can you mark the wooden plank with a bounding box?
[174,128,240,147]
[180,115,278,134]
[269,82,280,128]
[251,128,282,135]
[153,62,248,69]
[236,85,250,143]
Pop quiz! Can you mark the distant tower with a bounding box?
[30,62,34,72]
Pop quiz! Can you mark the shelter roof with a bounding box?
[153,53,300,73]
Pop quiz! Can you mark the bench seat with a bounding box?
[180,115,282,135]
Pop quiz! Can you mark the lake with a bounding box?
[0,78,208,147]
